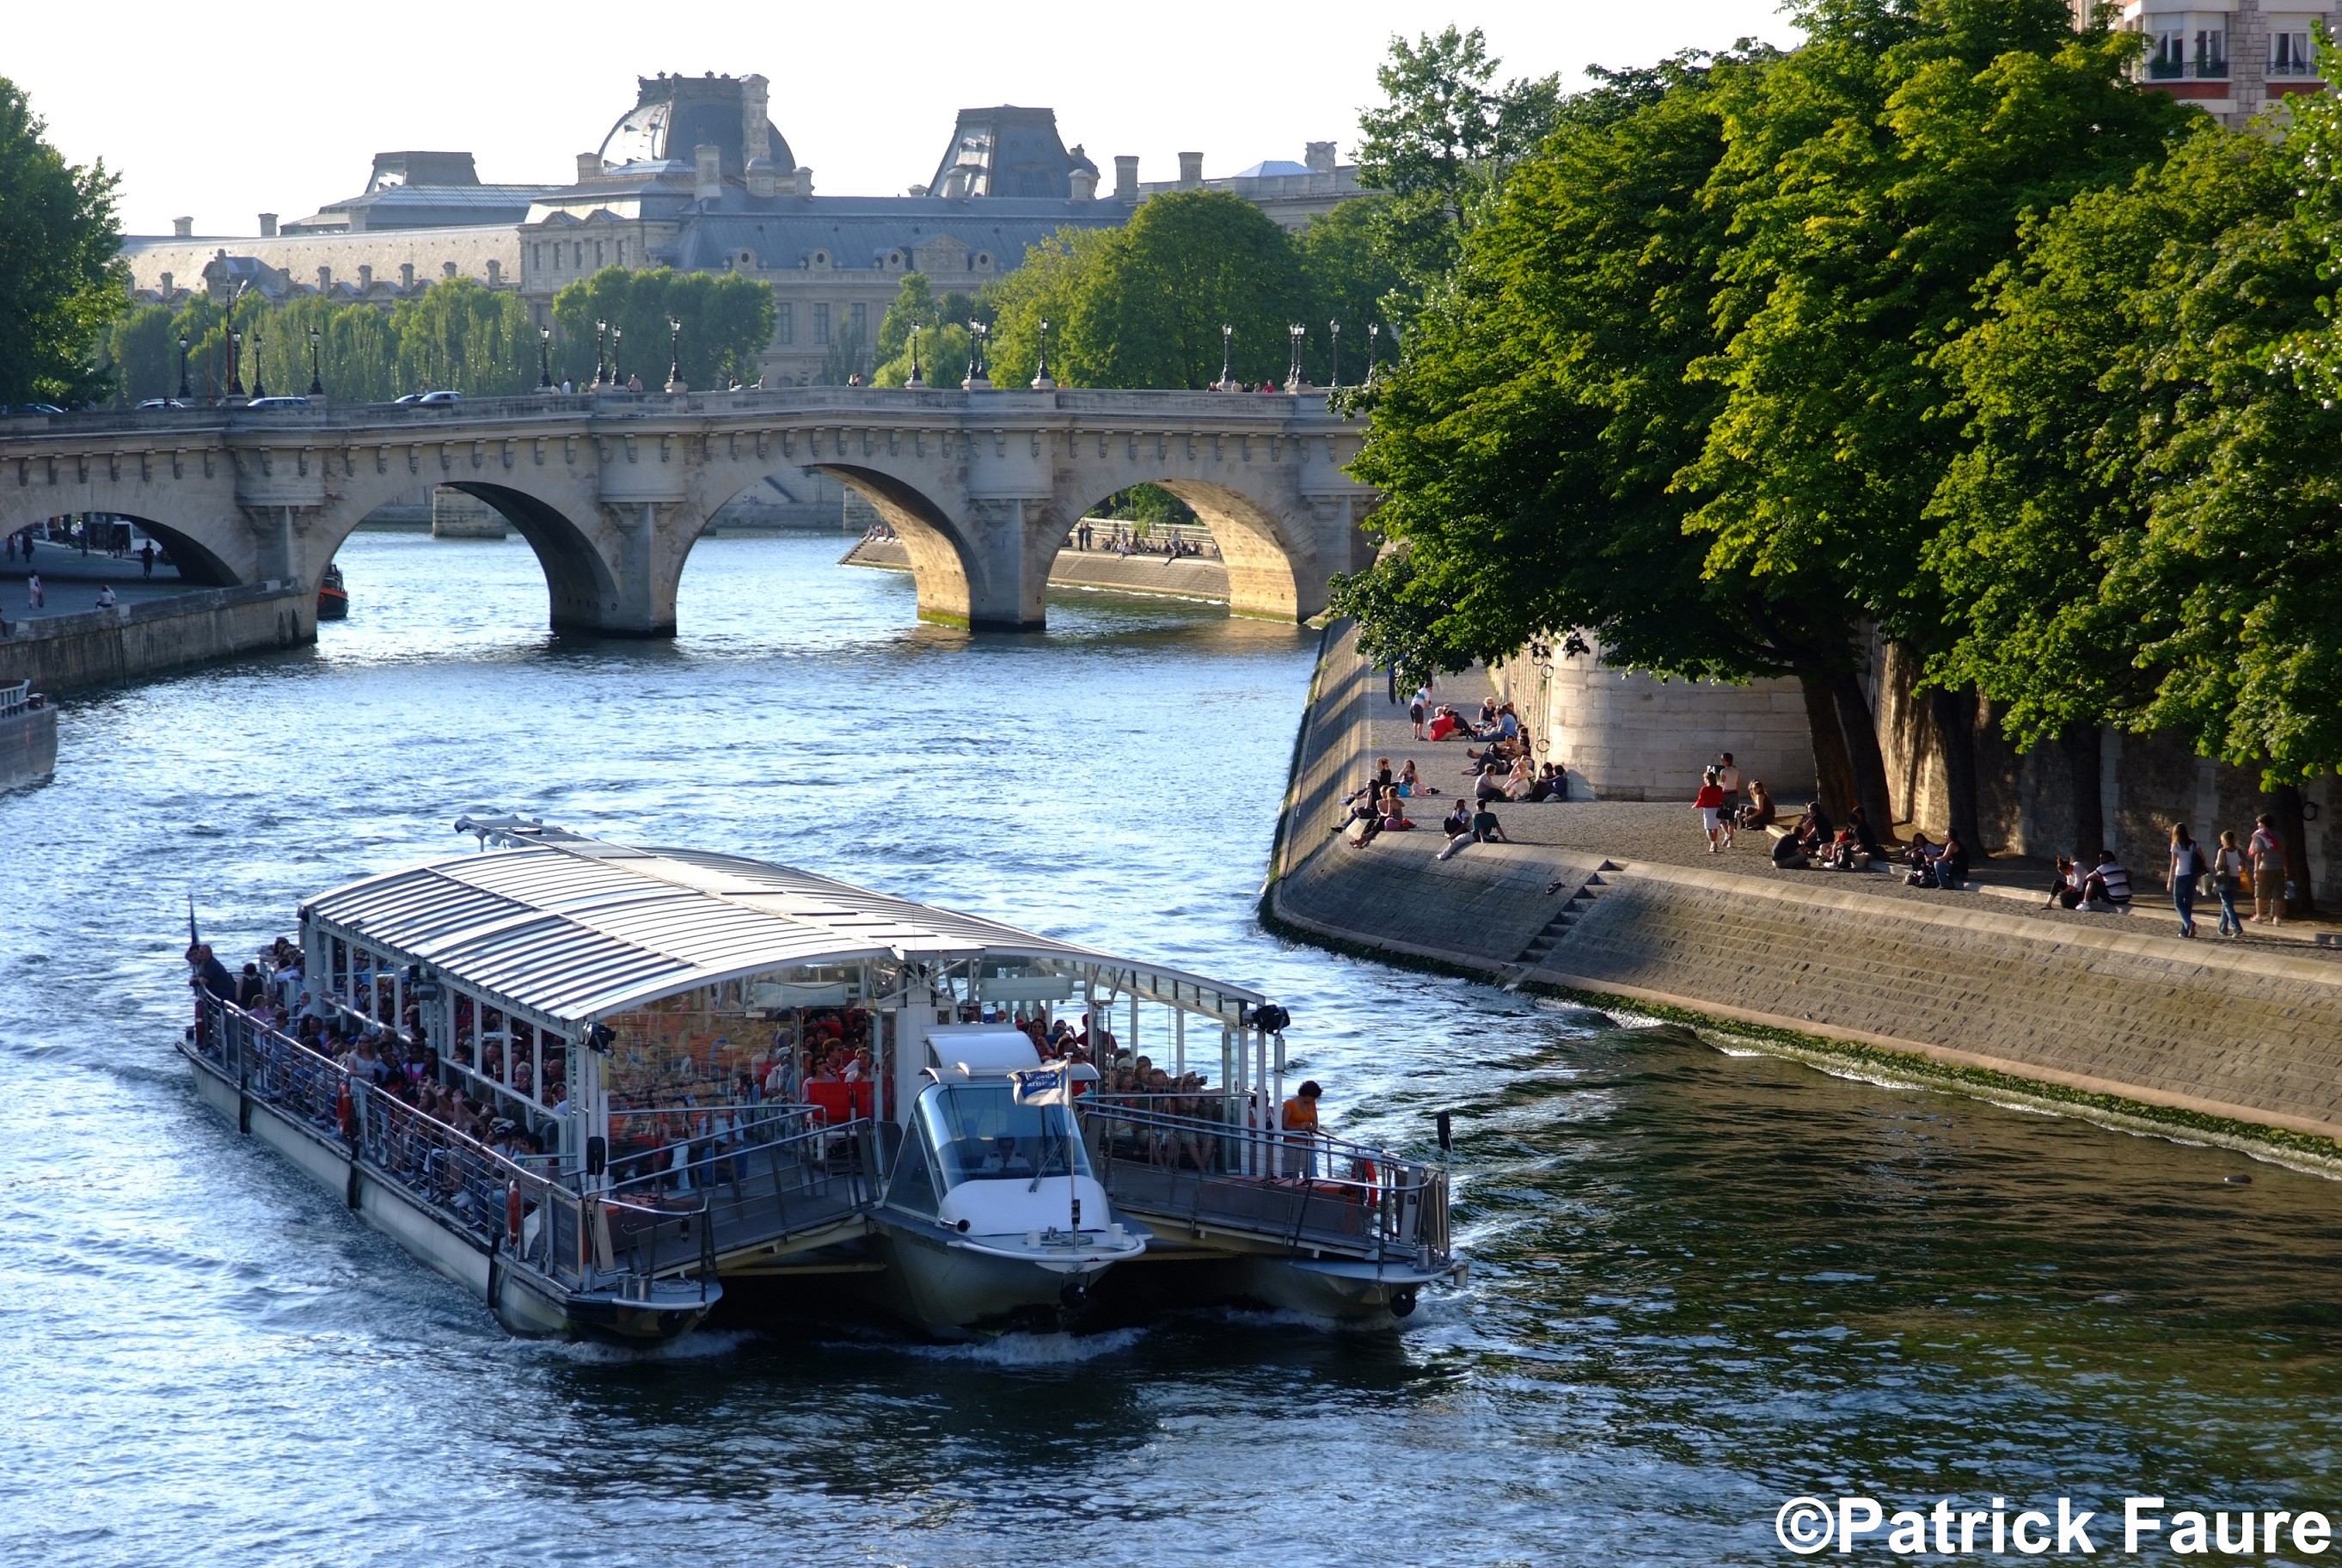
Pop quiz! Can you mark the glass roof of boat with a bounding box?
[298,821,1265,1024]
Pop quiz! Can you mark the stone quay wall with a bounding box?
[842,534,1230,604]
[0,583,316,695]
[1266,622,2342,1154]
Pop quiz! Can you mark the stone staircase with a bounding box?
[1504,861,1620,983]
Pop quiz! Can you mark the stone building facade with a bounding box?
[2089,0,2342,125]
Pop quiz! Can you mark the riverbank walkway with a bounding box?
[3,543,205,624]
[1268,624,2342,1155]
[1353,669,2342,950]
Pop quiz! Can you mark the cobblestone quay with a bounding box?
[1264,622,2342,1157]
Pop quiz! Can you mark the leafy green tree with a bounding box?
[1297,198,1405,383]
[872,273,979,386]
[984,225,1116,385]
[0,77,126,406]
[1676,0,2187,829]
[1061,190,1308,388]
[1354,26,1561,321]
[390,279,537,396]
[549,267,776,389]
[108,305,176,403]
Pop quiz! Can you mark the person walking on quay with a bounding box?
[1716,752,1742,824]
[2211,830,2248,937]
[138,540,155,579]
[1409,684,1430,739]
[1695,767,1729,853]
[2167,823,2206,937]
[2250,813,2287,925]
[26,573,41,610]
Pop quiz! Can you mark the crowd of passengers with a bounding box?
[187,938,559,1170]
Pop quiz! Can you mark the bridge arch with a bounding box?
[307,480,623,635]
[810,464,983,628]
[8,510,242,588]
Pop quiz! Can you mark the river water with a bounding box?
[3,533,2337,1566]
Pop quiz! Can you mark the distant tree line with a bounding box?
[1333,1,2342,870]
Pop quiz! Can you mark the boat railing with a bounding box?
[597,1114,875,1273]
[0,681,33,719]
[1078,1099,1450,1266]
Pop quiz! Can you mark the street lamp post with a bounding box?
[665,317,685,394]
[1367,322,1381,383]
[308,328,324,396]
[592,319,608,389]
[251,322,267,400]
[228,331,244,399]
[964,321,990,389]
[1031,319,1054,390]
[1327,319,1340,390]
[905,327,924,389]
[1284,323,1305,393]
[1217,323,1234,390]
[610,327,623,388]
[538,326,554,390]
[176,337,190,401]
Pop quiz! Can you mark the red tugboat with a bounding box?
[316,561,349,621]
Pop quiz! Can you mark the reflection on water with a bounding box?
[2,534,2336,1566]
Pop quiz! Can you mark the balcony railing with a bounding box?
[2143,58,2229,81]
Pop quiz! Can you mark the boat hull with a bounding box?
[861,1214,1131,1338]
[181,1043,710,1341]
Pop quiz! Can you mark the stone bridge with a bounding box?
[0,389,1377,634]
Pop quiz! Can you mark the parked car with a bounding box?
[417,389,462,405]
[1,403,67,416]
[245,395,310,410]
[135,398,193,411]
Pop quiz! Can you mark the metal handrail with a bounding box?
[1077,1099,1450,1265]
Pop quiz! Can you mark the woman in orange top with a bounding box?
[1280,1080,1322,1183]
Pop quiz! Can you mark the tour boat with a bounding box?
[316,562,348,621]
[176,818,1459,1342]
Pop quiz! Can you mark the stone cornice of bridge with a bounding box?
[0,388,1370,462]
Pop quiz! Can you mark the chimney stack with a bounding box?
[399,262,414,290]
[695,144,722,204]
[258,212,278,238]
[576,151,601,182]
[746,157,776,199]
[1070,167,1097,201]
[317,266,332,291]
[1113,156,1138,199]
[443,260,458,279]
[359,264,373,288]
[741,74,771,165]
[160,271,174,295]
[1177,151,1203,190]
[794,166,813,197]
[172,216,193,238]
[1305,141,1336,175]
[485,259,501,286]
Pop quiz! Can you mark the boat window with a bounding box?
[914,1083,1091,1190]
[886,1128,940,1216]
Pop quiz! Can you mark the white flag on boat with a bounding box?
[1010,1066,1072,1106]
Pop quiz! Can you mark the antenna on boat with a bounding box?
[186,891,201,947]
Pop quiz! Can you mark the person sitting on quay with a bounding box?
[1344,778,1386,848]
[1396,759,1429,798]
[1438,799,1511,861]
[1379,788,1415,832]
[1474,760,1511,805]
[1772,804,1831,869]
[95,584,116,611]
[1427,705,1464,742]
[1739,780,1775,830]
[2081,849,2133,911]
[2045,855,2085,910]
[1845,804,1884,861]
[1823,825,1867,872]
[1502,752,1537,800]
[1523,763,1567,803]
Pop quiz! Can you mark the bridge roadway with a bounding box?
[0,388,1377,636]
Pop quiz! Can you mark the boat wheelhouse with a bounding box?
[178,818,1459,1340]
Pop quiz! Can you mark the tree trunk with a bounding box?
[2267,782,2317,916]
[2062,726,2103,860]
[1799,673,1858,820]
[1831,670,1897,842]
[1928,686,1983,854]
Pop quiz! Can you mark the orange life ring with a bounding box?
[335,1081,353,1139]
[506,1179,523,1246]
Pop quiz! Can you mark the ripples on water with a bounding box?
[2,534,2336,1565]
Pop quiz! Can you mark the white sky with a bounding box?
[14,2,1800,238]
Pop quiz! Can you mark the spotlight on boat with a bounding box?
[1390,1287,1419,1319]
